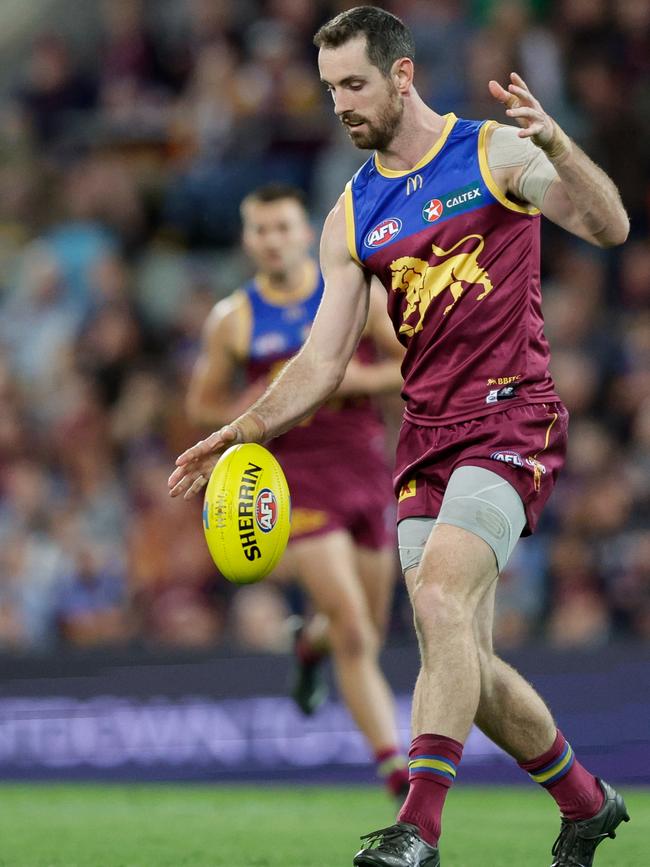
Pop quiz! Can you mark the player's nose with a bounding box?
[333,92,354,117]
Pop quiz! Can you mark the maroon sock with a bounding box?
[295,632,325,667]
[398,733,463,847]
[375,747,409,797]
[519,729,604,820]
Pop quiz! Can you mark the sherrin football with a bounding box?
[202,443,291,584]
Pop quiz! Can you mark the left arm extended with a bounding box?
[489,72,629,248]
[336,278,404,397]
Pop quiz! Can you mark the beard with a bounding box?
[342,83,404,151]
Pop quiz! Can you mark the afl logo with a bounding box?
[365,217,402,248]
[255,488,278,533]
[422,198,443,222]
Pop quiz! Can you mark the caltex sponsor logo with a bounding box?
[422,181,483,224]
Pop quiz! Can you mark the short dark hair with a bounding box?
[313,6,415,76]
[240,183,308,213]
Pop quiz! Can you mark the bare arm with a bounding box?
[186,293,265,429]
[489,72,629,248]
[168,195,370,498]
[337,278,404,397]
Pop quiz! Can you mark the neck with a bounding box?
[377,93,448,171]
[256,259,316,304]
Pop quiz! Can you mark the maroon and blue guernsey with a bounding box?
[241,268,393,545]
[345,113,559,426]
[242,269,385,452]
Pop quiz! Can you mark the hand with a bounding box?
[488,72,554,149]
[168,425,240,499]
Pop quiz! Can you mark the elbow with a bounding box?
[596,213,630,249]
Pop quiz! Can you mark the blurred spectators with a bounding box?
[0,0,647,654]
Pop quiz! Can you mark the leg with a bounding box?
[473,581,557,760]
[354,544,409,796]
[404,523,498,741]
[354,544,397,643]
[289,530,400,753]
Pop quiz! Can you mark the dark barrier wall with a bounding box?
[0,644,648,784]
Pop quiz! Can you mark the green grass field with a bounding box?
[0,783,646,866]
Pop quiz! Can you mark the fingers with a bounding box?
[168,464,187,490]
[488,79,510,104]
[491,73,537,108]
[175,425,236,468]
[168,469,208,499]
[184,474,208,500]
[510,71,529,91]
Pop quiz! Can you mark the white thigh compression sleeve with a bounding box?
[488,125,558,210]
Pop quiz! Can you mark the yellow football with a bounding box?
[202,443,291,584]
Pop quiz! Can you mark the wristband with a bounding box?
[541,121,572,162]
[232,411,267,444]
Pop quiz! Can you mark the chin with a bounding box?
[349,130,376,150]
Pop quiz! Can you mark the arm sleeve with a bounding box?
[487,125,558,210]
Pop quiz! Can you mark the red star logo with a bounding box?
[423,198,443,222]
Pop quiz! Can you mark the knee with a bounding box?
[329,610,378,659]
[412,580,472,641]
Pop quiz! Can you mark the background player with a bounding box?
[187,182,409,801]
[169,7,630,867]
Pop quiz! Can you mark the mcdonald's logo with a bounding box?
[406,174,423,196]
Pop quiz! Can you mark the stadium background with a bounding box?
[0,0,648,798]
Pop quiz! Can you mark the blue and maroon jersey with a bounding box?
[345,113,559,426]
[241,266,385,457]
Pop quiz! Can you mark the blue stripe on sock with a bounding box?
[408,767,456,782]
[531,742,570,776]
[540,753,575,787]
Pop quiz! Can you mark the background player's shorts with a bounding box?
[394,402,569,535]
[274,437,395,550]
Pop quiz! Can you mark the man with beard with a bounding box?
[169,7,630,867]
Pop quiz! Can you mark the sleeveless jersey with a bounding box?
[345,113,559,426]
[242,267,385,456]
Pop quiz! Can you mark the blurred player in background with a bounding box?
[186,183,409,801]
[171,6,631,865]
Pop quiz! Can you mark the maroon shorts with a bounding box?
[394,401,569,535]
[274,438,395,550]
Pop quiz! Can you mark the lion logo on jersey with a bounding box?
[390,234,493,337]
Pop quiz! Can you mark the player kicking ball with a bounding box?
[170,7,630,866]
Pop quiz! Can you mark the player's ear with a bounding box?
[391,57,413,93]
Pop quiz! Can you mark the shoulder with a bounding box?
[321,192,365,273]
[485,122,537,166]
[203,289,251,358]
[205,289,248,330]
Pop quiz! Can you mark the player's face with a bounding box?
[242,199,313,279]
[319,36,404,151]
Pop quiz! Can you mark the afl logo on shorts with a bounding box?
[422,199,443,222]
[255,488,278,533]
[365,218,402,248]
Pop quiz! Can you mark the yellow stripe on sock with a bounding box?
[409,758,457,777]
[530,745,574,784]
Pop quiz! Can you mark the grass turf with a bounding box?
[0,783,646,866]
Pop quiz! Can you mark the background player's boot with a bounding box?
[353,823,440,866]
[550,779,630,866]
[288,617,328,715]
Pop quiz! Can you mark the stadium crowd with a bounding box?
[0,0,648,654]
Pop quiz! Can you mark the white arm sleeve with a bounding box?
[487,125,558,210]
